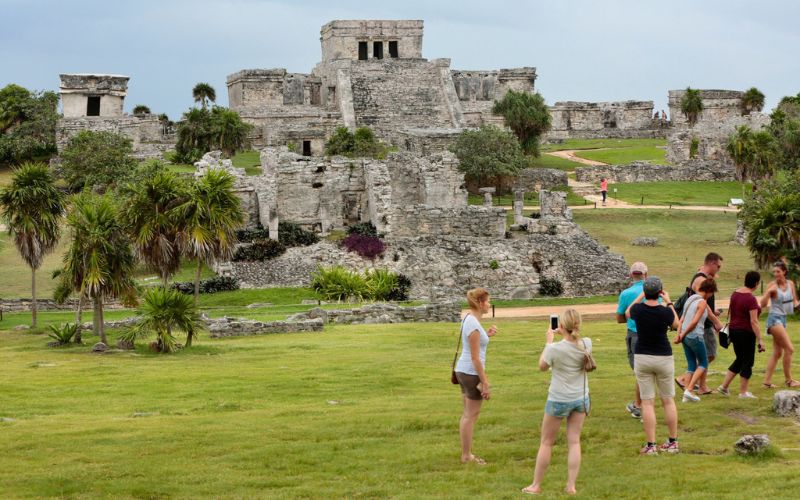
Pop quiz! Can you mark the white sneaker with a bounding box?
[682,390,700,402]
[738,392,757,399]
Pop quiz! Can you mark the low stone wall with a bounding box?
[207,317,324,337]
[287,302,461,324]
[0,298,126,313]
[574,160,736,183]
[513,168,568,192]
[387,205,506,238]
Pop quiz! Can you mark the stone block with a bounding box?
[773,390,800,417]
[734,434,771,456]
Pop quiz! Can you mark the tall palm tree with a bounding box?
[62,193,137,344]
[192,83,216,110]
[680,87,704,127]
[210,107,253,157]
[740,87,765,115]
[177,169,244,320]
[0,162,65,327]
[727,125,779,197]
[121,171,188,287]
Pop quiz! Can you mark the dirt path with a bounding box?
[465,299,731,320]
[546,149,608,166]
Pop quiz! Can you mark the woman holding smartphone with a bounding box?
[455,288,497,465]
[523,309,591,496]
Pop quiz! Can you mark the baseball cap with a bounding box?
[643,276,663,296]
[630,262,648,275]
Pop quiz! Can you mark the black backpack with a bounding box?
[673,272,706,318]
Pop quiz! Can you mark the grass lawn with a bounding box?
[1,318,798,497]
[540,138,669,168]
[542,138,667,152]
[232,150,262,176]
[610,181,750,207]
[529,154,580,171]
[573,209,753,297]
[469,187,586,207]
[575,146,666,165]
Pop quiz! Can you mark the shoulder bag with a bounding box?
[580,338,595,416]
[451,314,470,384]
[718,308,731,349]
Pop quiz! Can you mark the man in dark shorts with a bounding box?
[677,253,724,393]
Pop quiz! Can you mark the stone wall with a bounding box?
[574,160,736,183]
[286,302,460,324]
[546,101,665,140]
[56,115,176,159]
[667,89,743,128]
[387,205,506,238]
[320,20,424,62]
[666,114,769,165]
[513,168,568,192]
[451,68,537,127]
[207,317,324,337]
[399,128,462,156]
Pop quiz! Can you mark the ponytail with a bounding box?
[466,287,489,310]
[559,308,582,342]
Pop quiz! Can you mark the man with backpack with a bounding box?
[675,253,724,393]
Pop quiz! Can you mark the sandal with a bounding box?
[462,455,487,465]
[786,380,800,388]
[674,378,686,390]
[763,382,779,389]
[521,486,541,495]
[698,389,714,395]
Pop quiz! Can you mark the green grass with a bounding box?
[1,318,798,497]
[0,232,71,299]
[469,186,586,207]
[165,163,196,174]
[611,181,749,206]
[573,209,753,297]
[232,150,262,176]
[542,138,667,152]
[529,154,580,171]
[575,146,666,165]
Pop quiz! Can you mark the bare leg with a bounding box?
[460,396,483,462]
[641,399,657,443]
[662,397,678,439]
[764,329,782,385]
[770,326,796,383]
[635,382,642,407]
[564,411,586,495]
[721,370,736,390]
[687,367,706,394]
[739,376,750,395]
[524,413,563,494]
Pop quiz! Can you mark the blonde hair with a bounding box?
[559,308,582,341]
[466,287,489,310]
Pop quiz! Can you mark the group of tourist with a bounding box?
[451,251,798,495]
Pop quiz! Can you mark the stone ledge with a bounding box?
[287,302,460,325]
[208,317,324,338]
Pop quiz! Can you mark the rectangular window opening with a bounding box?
[388,41,398,58]
[358,41,368,60]
[87,96,101,116]
[373,41,383,59]
[302,140,312,156]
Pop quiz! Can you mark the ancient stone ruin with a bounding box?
[227,20,536,154]
[56,74,175,159]
[547,101,666,140]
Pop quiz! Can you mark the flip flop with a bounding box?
[786,380,800,388]
[674,378,686,390]
[462,456,487,465]
[698,389,714,395]
[521,486,541,495]
[763,383,779,389]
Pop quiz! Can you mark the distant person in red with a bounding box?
[600,178,608,206]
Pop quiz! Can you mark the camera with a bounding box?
[550,314,559,331]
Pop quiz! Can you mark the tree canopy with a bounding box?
[449,125,529,188]
[0,84,59,165]
[740,87,765,115]
[174,106,253,163]
[324,126,389,158]
[492,90,551,156]
[680,87,704,126]
[132,105,151,115]
[192,83,216,110]
[58,130,138,191]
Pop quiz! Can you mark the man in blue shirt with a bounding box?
[617,262,648,418]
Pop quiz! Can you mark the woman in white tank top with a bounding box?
[760,261,800,388]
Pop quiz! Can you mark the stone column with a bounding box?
[513,190,525,225]
[319,206,331,237]
[479,187,496,207]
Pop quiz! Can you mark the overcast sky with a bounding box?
[2,0,798,119]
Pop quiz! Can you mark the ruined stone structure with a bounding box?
[56,74,175,159]
[202,145,629,300]
[227,20,536,154]
[574,160,737,184]
[666,89,769,165]
[547,101,666,140]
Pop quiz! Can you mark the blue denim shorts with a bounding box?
[545,397,590,417]
[767,313,787,332]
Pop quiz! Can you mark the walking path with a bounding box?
[546,150,608,166]
[466,299,731,320]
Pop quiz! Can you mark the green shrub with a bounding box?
[386,274,412,301]
[324,126,389,159]
[489,260,499,270]
[233,239,286,262]
[47,323,77,345]
[347,222,378,237]
[236,227,270,243]
[539,278,564,297]
[278,222,319,247]
[172,276,239,295]
[365,268,398,300]
[311,266,369,302]
[690,137,700,159]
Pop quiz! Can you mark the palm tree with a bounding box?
[192,83,216,110]
[120,171,188,287]
[177,169,244,319]
[727,125,779,197]
[740,87,765,115]
[125,287,205,353]
[62,193,137,344]
[53,268,86,343]
[210,107,254,157]
[0,162,65,327]
[680,87,704,126]
[492,90,552,156]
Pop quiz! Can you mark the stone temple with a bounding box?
[227,20,536,155]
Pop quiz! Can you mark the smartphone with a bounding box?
[550,314,559,330]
